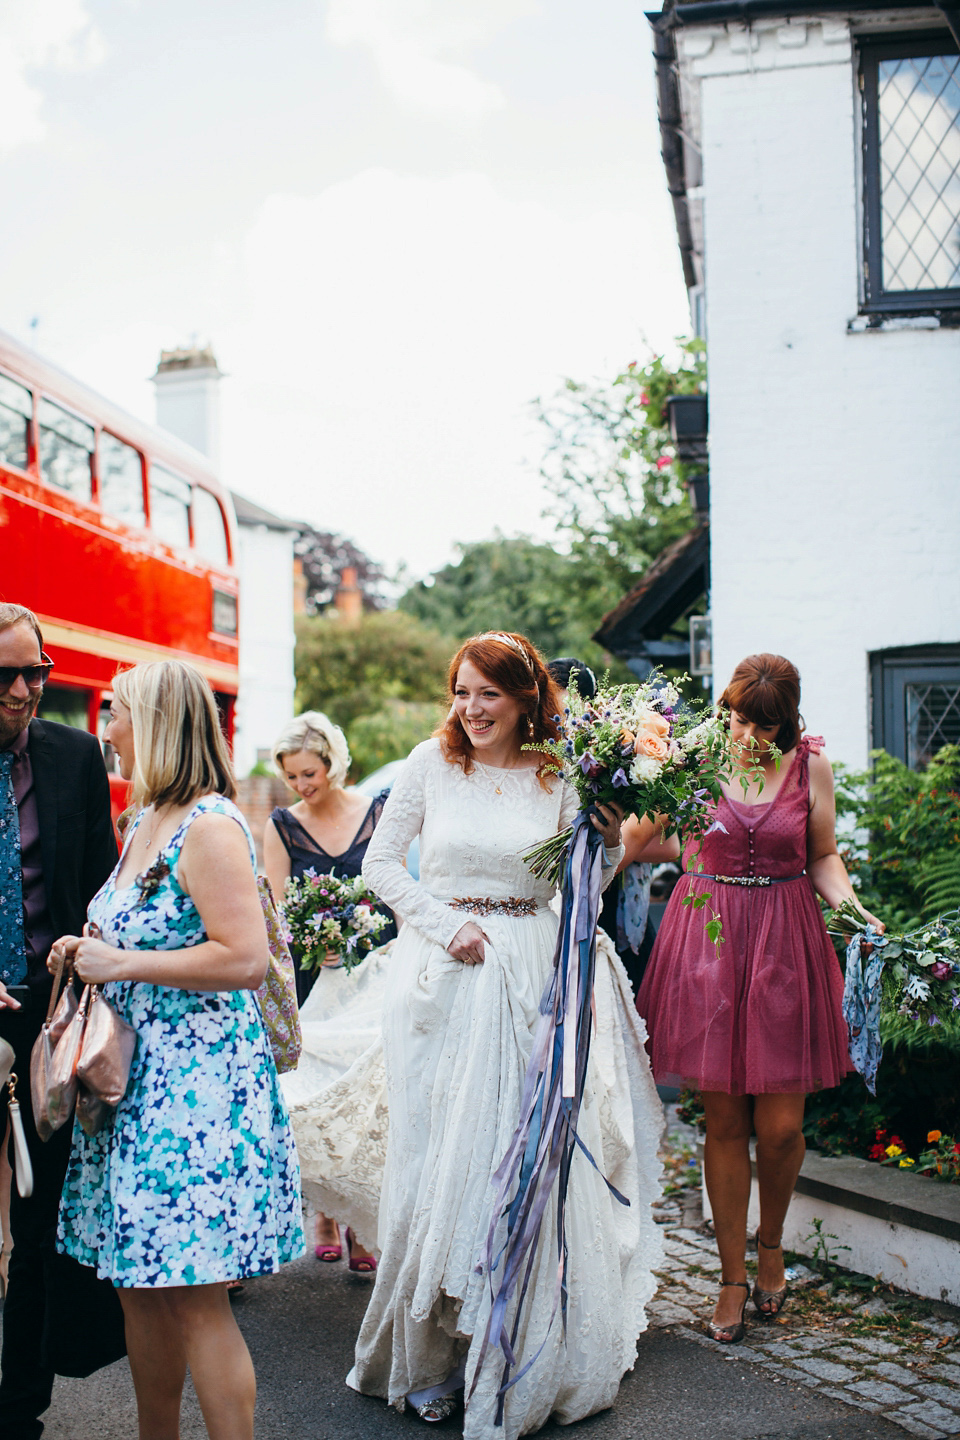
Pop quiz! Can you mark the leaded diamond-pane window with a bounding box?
[871,646,960,770]
[862,34,960,313]
[906,682,960,769]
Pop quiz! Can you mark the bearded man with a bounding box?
[0,603,117,1440]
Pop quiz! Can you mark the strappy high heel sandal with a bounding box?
[413,1395,458,1423]
[706,1279,750,1344]
[753,1230,789,1319]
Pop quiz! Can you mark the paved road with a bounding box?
[10,1251,911,1440]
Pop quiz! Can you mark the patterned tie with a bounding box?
[0,751,27,986]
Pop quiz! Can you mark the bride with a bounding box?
[292,631,664,1438]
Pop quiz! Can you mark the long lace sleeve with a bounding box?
[558,781,624,888]
[362,744,465,951]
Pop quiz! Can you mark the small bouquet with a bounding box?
[828,899,960,1040]
[281,869,389,975]
[522,673,740,911]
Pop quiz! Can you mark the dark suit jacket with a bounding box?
[22,717,118,1009]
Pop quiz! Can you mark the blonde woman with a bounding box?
[51,661,303,1440]
[264,712,396,1003]
[265,711,394,1271]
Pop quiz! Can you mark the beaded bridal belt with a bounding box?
[450,896,541,917]
[695,872,806,888]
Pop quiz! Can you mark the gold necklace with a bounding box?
[484,756,523,796]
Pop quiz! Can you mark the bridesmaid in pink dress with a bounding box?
[637,654,883,1344]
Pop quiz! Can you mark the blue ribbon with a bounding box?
[841,924,888,1095]
[470,807,629,1426]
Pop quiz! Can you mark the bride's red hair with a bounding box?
[436,632,563,779]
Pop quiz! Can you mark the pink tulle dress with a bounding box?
[636,736,851,1096]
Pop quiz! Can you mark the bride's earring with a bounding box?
[526,715,535,739]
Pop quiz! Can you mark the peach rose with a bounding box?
[636,731,669,759]
[635,709,670,741]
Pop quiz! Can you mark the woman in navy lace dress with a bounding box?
[264,711,395,1270]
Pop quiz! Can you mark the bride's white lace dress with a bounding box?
[290,739,664,1440]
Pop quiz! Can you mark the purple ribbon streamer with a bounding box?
[469,808,630,1426]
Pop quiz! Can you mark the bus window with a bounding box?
[38,398,94,500]
[100,433,145,527]
[193,486,229,565]
[38,684,90,730]
[150,464,191,549]
[0,373,32,471]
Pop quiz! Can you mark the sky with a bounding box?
[0,0,689,580]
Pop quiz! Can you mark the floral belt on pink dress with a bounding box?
[450,896,541,917]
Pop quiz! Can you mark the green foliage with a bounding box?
[295,611,453,736]
[833,744,960,933]
[399,533,622,675]
[535,340,705,600]
[398,342,708,678]
[803,1217,851,1280]
[921,850,960,914]
[803,1079,887,1157]
[346,700,442,780]
[805,1043,960,1160]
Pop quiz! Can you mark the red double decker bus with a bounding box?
[0,328,240,814]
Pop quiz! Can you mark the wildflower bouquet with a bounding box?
[281,869,390,975]
[522,672,737,892]
[828,899,960,1041]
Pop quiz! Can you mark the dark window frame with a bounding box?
[859,31,960,317]
[870,644,960,768]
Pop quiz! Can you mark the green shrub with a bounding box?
[807,744,960,1157]
[347,700,442,781]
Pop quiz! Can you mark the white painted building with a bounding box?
[645,1,960,769]
[229,492,300,775]
[151,348,299,774]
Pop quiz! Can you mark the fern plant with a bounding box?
[922,849,960,917]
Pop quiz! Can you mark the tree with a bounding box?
[294,527,388,613]
[295,610,453,735]
[399,342,708,674]
[535,340,706,597]
[399,533,614,667]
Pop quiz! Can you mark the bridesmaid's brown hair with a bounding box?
[718,653,804,752]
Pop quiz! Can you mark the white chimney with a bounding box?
[151,344,222,466]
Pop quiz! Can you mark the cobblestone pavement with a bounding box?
[652,1120,960,1440]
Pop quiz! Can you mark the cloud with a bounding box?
[218,168,687,574]
[325,0,540,116]
[0,0,105,154]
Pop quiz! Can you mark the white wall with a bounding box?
[233,523,297,776]
[680,19,960,768]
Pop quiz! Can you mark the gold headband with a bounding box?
[475,631,535,676]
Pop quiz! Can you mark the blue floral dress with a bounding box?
[57,795,305,1287]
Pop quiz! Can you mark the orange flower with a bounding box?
[636,731,669,760]
[636,710,670,740]
[927,1129,942,1143]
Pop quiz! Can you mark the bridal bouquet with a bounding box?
[522,673,733,889]
[281,870,390,975]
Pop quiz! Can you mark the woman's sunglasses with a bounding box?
[0,654,54,692]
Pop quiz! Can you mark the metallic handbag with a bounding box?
[30,951,80,1142]
[75,984,137,1109]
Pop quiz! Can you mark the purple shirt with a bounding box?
[5,726,55,974]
